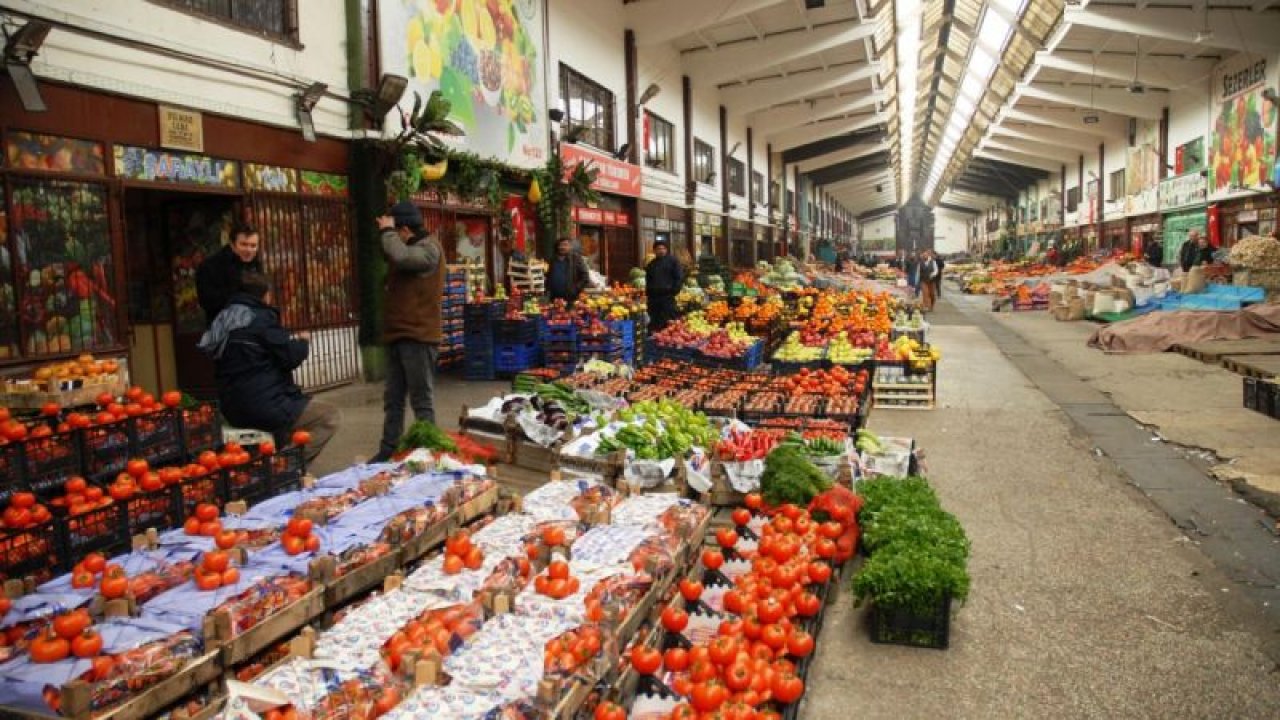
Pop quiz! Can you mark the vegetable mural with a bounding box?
[1210,54,1278,196]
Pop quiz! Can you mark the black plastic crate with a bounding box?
[221,457,274,506]
[121,485,183,537]
[57,502,129,563]
[495,318,538,343]
[868,595,952,650]
[129,408,183,465]
[180,403,221,457]
[0,518,60,581]
[268,446,306,495]
[19,430,85,498]
[82,419,131,483]
[177,470,224,515]
[0,442,23,496]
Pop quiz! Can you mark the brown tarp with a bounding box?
[1087,303,1280,353]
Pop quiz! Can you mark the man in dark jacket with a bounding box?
[197,272,338,465]
[933,253,946,296]
[1145,238,1164,267]
[372,201,444,463]
[546,237,590,304]
[1178,229,1214,272]
[196,224,262,324]
[645,239,683,332]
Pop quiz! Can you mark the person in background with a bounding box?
[906,251,921,297]
[1178,229,1214,272]
[1145,237,1164,267]
[1046,244,1061,267]
[546,237,590,305]
[933,252,946,296]
[372,201,444,463]
[919,250,939,311]
[198,271,338,465]
[645,238,683,333]
[196,223,262,324]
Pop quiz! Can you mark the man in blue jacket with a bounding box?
[198,271,338,464]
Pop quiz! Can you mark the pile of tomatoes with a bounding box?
[545,625,605,675]
[281,516,320,556]
[442,529,484,575]
[382,604,482,672]
[68,552,130,599]
[0,490,52,529]
[29,609,103,664]
[533,559,580,600]
[772,367,868,398]
[193,550,240,592]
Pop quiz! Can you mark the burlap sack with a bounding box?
[1067,297,1087,321]
[1184,266,1207,294]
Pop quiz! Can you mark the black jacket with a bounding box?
[200,294,309,435]
[1145,242,1164,267]
[645,254,683,296]
[196,245,263,323]
[1179,240,1214,272]
[547,252,590,301]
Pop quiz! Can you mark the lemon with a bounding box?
[428,45,443,78]
[407,17,424,48]
[461,0,479,39]
[478,7,497,49]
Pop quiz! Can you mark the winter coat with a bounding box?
[1179,240,1215,272]
[382,228,445,344]
[645,254,683,297]
[198,293,309,434]
[547,252,590,301]
[196,245,262,324]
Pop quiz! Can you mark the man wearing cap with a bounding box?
[645,239,683,333]
[371,201,444,463]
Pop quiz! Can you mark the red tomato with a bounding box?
[702,548,725,571]
[291,430,311,446]
[162,391,182,408]
[661,606,689,633]
[593,702,626,720]
[679,578,703,602]
[286,516,313,538]
[771,672,804,704]
[786,630,814,658]
[716,528,739,549]
[731,508,752,527]
[724,660,754,692]
[194,503,219,522]
[629,645,662,675]
[258,441,276,456]
[663,647,690,672]
[202,550,230,573]
[744,493,764,510]
[71,629,103,658]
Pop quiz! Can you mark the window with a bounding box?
[770,181,780,209]
[1108,169,1126,201]
[560,64,615,152]
[752,171,765,205]
[786,189,795,214]
[694,139,716,185]
[1066,186,1080,212]
[153,0,299,43]
[645,112,674,172]
[727,157,746,196]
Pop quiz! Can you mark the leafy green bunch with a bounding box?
[760,444,832,507]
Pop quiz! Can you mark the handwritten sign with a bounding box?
[158,106,204,152]
[114,145,239,188]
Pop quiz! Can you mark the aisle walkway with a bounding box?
[805,297,1280,719]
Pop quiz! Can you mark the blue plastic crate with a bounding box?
[495,342,541,373]
[542,321,578,343]
[606,319,635,344]
[495,318,539,343]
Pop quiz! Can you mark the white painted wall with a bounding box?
[934,208,972,254]
[1167,85,1210,165]
[9,0,351,136]
[859,214,895,250]
[726,111,749,222]
[637,44,686,207]
[1102,140,1128,220]
[690,77,722,212]
[547,0,627,158]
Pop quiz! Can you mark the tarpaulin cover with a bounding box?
[1087,303,1280,353]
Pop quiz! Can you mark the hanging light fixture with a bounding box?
[1083,53,1100,124]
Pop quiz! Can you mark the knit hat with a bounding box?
[653,238,669,248]
[390,201,423,229]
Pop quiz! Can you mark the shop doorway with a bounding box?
[123,189,238,399]
[603,227,637,285]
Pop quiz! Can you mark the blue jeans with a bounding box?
[379,340,438,456]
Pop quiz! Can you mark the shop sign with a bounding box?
[158,106,204,152]
[300,170,348,198]
[560,144,641,197]
[113,145,239,188]
[1158,172,1207,211]
[1238,209,1259,223]
[573,207,631,227]
[4,131,106,175]
[1209,53,1276,197]
[575,207,604,224]
[245,163,299,192]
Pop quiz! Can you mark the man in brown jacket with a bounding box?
[371,201,444,462]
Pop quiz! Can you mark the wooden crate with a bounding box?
[457,405,515,464]
[205,584,325,666]
[6,649,221,720]
[312,549,402,609]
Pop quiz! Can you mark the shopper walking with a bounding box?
[197,271,338,465]
[645,239,683,333]
[933,252,946,297]
[1145,237,1164,267]
[196,223,262,324]
[371,201,444,463]
[546,237,590,305]
[905,251,921,297]
[919,251,939,311]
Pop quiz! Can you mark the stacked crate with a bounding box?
[439,267,468,369]
[463,302,500,381]
[494,315,541,376]
[540,318,579,376]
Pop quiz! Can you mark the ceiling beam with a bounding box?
[750,90,885,136]
[982,138,1081,166]
[1014,83,1167,120]
[806,151,892,185]
[974,148,1064,174]
[720,64,880,115]
[991,124,1099,154]
[628,0,790,47]
[1034,49,1214,92]
[857,204,899,220]
[999,105,1127,139]
[768,114,883,151]
[937,201,983,215]
[781,128,885,164]
[689,22,876,87]
[1062,5,1280,54]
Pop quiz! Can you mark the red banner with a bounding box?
[560,143,642,197]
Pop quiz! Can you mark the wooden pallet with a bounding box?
[1173,338,1280,363]
[1221,354,1280,379]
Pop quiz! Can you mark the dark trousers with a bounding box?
[287,399,340,466]
[647,293,678,332]
[379,340,438,455]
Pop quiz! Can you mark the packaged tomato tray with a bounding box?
[0,616,200,715]
[140,570,311,638]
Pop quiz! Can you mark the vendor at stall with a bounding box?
[645,239,683,332]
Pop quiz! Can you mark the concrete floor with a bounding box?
[306,300,1280,719]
